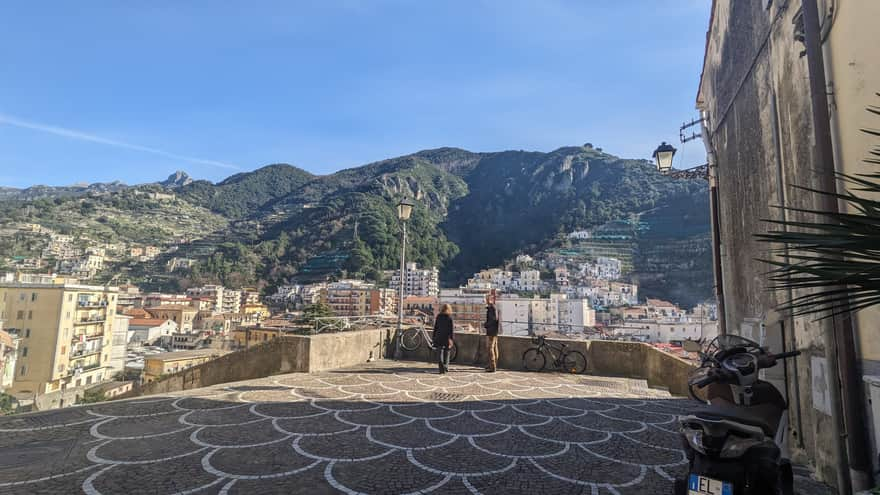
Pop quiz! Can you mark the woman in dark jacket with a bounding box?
[432,304,454,374]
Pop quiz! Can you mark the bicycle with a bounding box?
[522,335,587,374]
[399,325,458,362]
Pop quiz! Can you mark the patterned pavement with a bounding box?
[0,362,832,494]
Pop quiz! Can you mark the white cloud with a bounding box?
[0,113,240,170]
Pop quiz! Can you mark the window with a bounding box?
[66,312,71,319]
[19,293,25,301]
[31,292,37,302]
[25,328,30,338]
[20,365,27,376]
[16,310,24,320]
[86,376,93,385]
[28,310,33,320]
[61,346,66,355]
[58,364,65,372]
[68,294,73,301]
[21,347,27,357]
[76,379,82,387]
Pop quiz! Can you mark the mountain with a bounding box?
[0,145,713,306]
[0,181,129,201]
[159,171,193,188]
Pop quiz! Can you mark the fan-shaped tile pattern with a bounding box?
[0,361,832,494]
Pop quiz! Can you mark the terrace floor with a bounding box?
[0,362,833,494]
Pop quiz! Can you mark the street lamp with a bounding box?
[652,141,677,173]
[394,197,414,359]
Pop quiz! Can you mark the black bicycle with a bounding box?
[522,335,587,374]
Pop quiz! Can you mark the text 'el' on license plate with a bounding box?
[688,474,733,495]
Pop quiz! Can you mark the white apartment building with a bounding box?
[390,263,439,297]
[107,315,130,374]
[589,257,622,280]
[568,230,592,240]
[516,270,542,292]
[222,290,242,314]
[186,285,224,313]
[497,294,595,337]
[609,318,718,344]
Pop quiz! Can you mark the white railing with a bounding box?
[312,315,398,335]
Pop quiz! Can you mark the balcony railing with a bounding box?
[74,317,107,325]
[77,300,109,309]
[69,347,102,359]
[72,332,104,342]
[67,362,102,376]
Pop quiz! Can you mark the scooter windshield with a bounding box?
[712,334,760,351]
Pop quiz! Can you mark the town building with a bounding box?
[143,292,190,308]
[390,263,440,297]
[143,349,229,382]
[145,305,198,333]
[318,281,396,317]
[402,296,438,318]
[222,289,242,314]
[128,318,177,346]
[86,380,132,399]
[498,294,595,337]
[107,314,130,375]
[115,285,142,311]
[0,281,119,409]
[0,326,20,391]
[438,289,488,331]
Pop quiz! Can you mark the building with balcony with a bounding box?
[389,263,439,297]
[497,294,595,337]
[321,281,395,317]
[185,285,225,313]
[222,289,242,314]
[0,281,119,409]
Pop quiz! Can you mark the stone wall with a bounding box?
[399,332,694,396]
[133,329,389,397]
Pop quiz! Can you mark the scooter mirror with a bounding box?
[682,340,702,353]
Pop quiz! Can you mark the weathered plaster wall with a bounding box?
[696,0,880,485]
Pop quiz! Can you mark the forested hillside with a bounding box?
[0,144,713,306]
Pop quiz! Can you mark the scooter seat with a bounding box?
[695,400,782,437]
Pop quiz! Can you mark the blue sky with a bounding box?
[0,1,711,188]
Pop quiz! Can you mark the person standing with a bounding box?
[432,304,454,374]
[483,294,500,372]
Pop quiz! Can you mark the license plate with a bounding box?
[688,474,733,495]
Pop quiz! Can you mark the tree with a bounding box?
[78,388,106,404]
[302,303,334,323]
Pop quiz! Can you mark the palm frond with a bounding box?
[756,98,880,319]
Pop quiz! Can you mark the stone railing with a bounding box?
[397,331,696,396]
[123,326,694,399]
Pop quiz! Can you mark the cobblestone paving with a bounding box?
[0,362,833,494]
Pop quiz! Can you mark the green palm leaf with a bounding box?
[756,96,880,319]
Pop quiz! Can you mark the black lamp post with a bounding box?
[394,197,414,359]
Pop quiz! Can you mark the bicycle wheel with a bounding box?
[561,350,587,374]
[522,348,546,372]
[449,341,458,362]
[400,328,422,351]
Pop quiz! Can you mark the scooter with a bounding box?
[674,335,801,495]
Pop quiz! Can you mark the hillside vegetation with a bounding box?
[0,144,712,306]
